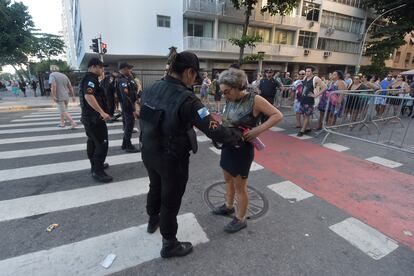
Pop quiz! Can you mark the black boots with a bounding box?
[92,170,113,183]
[121,139,140,153]
[147,215,160,234]
[160,238,193,258]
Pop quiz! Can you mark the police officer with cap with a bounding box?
[117,62,140,153]
[140,51,244,258]
[79,58,112,183]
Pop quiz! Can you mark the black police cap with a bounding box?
[119,62,134,70]
[87,58,105,68]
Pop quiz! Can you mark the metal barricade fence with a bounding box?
[274,85,296,117]
[321,89,414,154]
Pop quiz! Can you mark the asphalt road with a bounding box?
[0,107,413,276]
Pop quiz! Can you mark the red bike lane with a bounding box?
[254,131,414,250]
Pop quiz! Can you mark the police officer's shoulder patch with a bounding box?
[197,107,210,119]
[87,81,95,88]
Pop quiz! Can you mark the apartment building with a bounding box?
[386,31,414,75]
[62,0,369,78]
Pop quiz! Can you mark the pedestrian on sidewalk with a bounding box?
[19,81,27,97]
[79,58,112,183]
[49,65,78,129]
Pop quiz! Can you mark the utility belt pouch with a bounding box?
[186,128,198,154]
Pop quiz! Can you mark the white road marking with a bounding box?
[267,181,313,202]
[0,119,81,128]
[0,129,124,145]
[323,143,350,152]
[365,156,402,168]
[269,127,285,132]
[31,111,81,115]
[22,113,81,118]
[197,135,210,142]
[208,147,263,172]
[0,138,139,159]
[12,116,81,122]
[0,213,208,275]
[0,153,142,183]
[288,133,313,140]
[329,217,399,260]
[0,122,123,135]
[0,177,149,222]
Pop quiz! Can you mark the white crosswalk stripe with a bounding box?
[0,119,81,128]
[0,129,124,145]
[0,153,142,182]
[12,116,81,122]
[0,122,122,134]
[0,177,149,222]
[30,111,81,115]
[0,138,140,159]
[0,213,208,276]
[22,113,81,118]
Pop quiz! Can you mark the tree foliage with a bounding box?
[229,0,299,65]
[0,0,34,67]
[31,33,65,61]
[363,0,414,71]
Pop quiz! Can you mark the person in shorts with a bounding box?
[49,65,77,129]
[200,72,211,106]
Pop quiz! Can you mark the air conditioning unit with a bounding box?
[309,21,314,28]
[304,49,310,55]
[323,51,332,58]
[325,27,335,35]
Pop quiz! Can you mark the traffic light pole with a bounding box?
[98,34,104,63]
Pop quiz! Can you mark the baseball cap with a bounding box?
[119,62,134,70]
[264,68,273,73]
[87,58,105,68]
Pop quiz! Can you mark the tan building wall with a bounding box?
[386,32,414,74]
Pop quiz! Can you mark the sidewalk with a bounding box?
[0,95,79,111]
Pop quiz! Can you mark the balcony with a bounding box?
[274,15,306,30]
[183,0,223,16]
[183,36,302,57]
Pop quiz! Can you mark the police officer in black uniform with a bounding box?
[79,58,112,183]
[117,63,140,153]
[140,51,244,258]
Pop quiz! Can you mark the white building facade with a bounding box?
[62,0,369,77]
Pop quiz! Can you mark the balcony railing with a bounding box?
[183,0,223,15]
[183,36,302,57]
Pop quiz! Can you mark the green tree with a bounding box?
[229,0,298,65]
[0,0,34,76]
[31,33,65,61]
[362,1,414,73]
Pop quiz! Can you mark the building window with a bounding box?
[329,0,364,9]
[274,30,295,45]
[184,19,213,37]
[247,26,271,43]
[317,38,360,54]
[157,15,170,28]
[302,1,320,22]
[218,22,243,39]
[321,10,363,33]
[405,53,411,64]
[394,51,401,63]
[298,31,317,48]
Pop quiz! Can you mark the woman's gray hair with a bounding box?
[218,68,248,90]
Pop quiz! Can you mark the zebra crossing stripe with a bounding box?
[0,213,208,275]
[22,113,81,118]
[0,153,142,183]
[0,119,81,128]
[0,129,124,145]
[11,116,81,122]
[0,138,140,159]
[30,111,81,115]
[0,177,149,222]
[0,122,123,135]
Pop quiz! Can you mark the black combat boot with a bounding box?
[92,170,113,183]
[147,215,160,234]
[124,140,140,153]
[121,139,126,150]
[160,238,193,258]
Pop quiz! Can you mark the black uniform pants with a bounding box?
[122,111,135,141]
[106,92,115,116]
[143,153,189,240]
[84,120,108,172]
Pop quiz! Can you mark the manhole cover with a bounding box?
[204,181,268,220]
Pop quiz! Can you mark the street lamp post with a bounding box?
[258,51,265,74]
[355,4,406,74]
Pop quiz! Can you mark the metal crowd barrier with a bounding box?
[274,85,296,117]
[321,89,414,154]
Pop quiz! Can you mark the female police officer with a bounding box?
[140,51,244,258]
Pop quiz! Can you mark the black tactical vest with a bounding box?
[140,77,193,159]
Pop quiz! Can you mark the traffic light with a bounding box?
[91,38,99,53]
[101,42,107,54]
